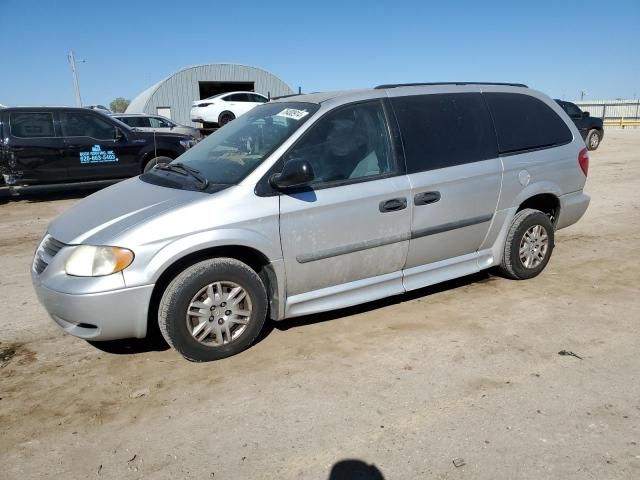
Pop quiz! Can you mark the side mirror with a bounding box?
[582,111,590,118]
[270,159,315,190]
[114,128,124,140]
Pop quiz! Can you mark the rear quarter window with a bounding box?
[484,93,573,154]
[390,93,498,173]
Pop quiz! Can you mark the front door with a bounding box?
[278,100,412,317]
[5,111,66,183]
[388,92,502,290]
[59,110,139,180]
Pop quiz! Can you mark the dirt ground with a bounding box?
[1,129,639,480]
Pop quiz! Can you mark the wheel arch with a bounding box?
[140,149,177,171]
[218,110,235,123]
[146,244,282,340]
[516,192,561,226]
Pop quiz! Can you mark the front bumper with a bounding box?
[34,281,154,341]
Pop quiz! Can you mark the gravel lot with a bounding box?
[1,129,639,479]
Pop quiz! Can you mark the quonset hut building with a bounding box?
[126,64,294,127]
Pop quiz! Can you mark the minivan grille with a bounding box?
[33,234,66,275]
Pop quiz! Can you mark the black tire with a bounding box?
[218,112,235,126]
[499,208,555,280]
[585,129,601,151]
[158,258,268,362]
[143,155,172,173]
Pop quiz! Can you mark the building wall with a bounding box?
[127,64,294,126]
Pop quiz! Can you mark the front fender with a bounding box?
[122,227,282,287]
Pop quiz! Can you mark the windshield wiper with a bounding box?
[156,162,209,190]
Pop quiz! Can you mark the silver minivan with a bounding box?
[32,83,590,361]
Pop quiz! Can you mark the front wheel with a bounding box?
[158,258,268,362]
[499,208,555,280]
[586,129,601,151]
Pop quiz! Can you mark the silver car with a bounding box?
[113,114,202,139]
[32,82,590,362]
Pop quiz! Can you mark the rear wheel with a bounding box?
[218,112,235,126]
[586,129,601,151]
[143,155,172,173]
[158,258,268,362]
[499,208,555,280]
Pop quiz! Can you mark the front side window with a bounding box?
[283,101,394,186]
[9,112,56,138]
[150,117,172,128]
[148,102,319,187]
[484,93,573,154]
[564,102,583,118]
[60,112,116,139]
[251,94,268,103]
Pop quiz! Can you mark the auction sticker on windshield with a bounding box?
[276,108,309,121]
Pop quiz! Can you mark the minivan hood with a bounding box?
[48,177,210,245]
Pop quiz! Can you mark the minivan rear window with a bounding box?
[484,93,572,154]
[10,112,56,138]
[390,93,498,174]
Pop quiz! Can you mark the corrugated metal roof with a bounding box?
[126,64,294,126]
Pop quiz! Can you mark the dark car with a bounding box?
[0,107,195,188]
[555,100,604,150]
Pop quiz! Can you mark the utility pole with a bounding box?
[67,51,83,107]
[580,89,587,101]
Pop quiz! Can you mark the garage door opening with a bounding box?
[198,81,255,100]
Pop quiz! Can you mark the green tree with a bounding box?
[110,97,130,113]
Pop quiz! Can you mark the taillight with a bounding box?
[578,148,589,176]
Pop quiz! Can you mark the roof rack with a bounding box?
[270,93,302,100]
[374,82,528,89]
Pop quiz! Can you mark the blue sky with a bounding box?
[1,0,638,106]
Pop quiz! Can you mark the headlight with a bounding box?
[180,138,195,150]
[65,246,134,277]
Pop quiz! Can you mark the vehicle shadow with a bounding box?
[86,270,496,356]
[328,459,385,480]
[262,270,494,337]
[87,333,170,355]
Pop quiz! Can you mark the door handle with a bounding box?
[379,197,407,213]
[414,191,441,206]
[67,144,83,149]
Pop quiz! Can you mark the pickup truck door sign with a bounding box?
[80,145,119,164]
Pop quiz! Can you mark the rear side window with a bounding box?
[9,112,56,138]
[118,116,148,128]
[390,93,498,173]
[484,93,572,154]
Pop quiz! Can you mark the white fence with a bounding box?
[575,100,640,120]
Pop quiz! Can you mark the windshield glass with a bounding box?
[163,102,318,186]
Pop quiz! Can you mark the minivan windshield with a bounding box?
[151,102,318,188]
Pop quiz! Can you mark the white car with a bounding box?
[190,91,269,126]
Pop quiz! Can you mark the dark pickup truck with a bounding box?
[555,100,604,151]
[0,106,195,189]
